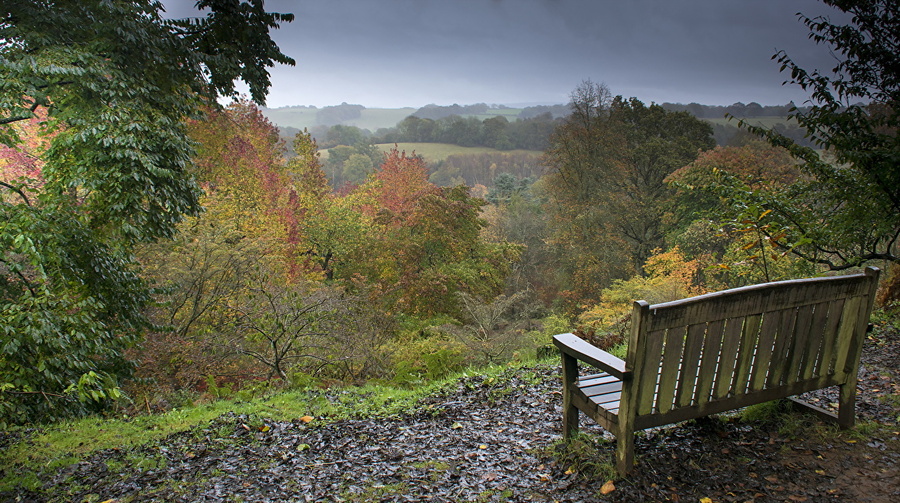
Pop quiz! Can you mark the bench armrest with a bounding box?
[553,332,632,381]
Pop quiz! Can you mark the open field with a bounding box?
[374,143,541,163]
[319,143,541,162]
[349,108,417,131]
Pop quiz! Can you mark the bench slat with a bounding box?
[749,310,782,392]
[801,301,832,380]
[695,318,725,405]
[766,307,797,387]
[713,317,744,399]
[636,328,665,415]
[818,298,846,375]
[578,373,618,387]
[676,322,706,408]
[656,326,686,414]
[733,314,761,395]
[786,304,815,384]
[580,380,622,398]
[834,296,864,374]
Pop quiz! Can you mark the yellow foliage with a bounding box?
[578,247,705,336]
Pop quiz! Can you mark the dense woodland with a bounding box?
[1,0,898,430]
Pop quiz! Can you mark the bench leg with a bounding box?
[615,428,634,476]
[837,382,857,429]
[561,352,579,438]
[562,394,579,438]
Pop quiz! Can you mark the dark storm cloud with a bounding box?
[164,0,847,107]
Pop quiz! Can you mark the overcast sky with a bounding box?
[165,0,848,109]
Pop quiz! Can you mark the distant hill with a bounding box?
[262,105,416,133]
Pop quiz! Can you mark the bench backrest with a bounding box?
[625,267,880,422]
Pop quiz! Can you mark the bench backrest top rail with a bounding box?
[642,268,879,332]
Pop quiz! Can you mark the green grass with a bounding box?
[0,361,554,495]
[0,382,446,494]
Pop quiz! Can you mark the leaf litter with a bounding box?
[3,324,899,502]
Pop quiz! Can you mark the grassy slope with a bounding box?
[261,106,319,130]
[0,378,466,492]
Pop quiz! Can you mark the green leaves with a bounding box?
[728,0,900,270]
[1,0,293,424]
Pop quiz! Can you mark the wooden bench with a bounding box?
[554,267,880,475]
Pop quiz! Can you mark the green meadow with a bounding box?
[375,143,541,162]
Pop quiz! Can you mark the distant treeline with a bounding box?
[374,114,561,151]
[277,101,817,158]
[659,101,812,119]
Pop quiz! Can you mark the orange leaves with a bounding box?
[366,146,433,219]
[600,480,616,495]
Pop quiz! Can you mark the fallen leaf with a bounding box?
[478,444,488,450]
[788,495,807,502]
[259,424,270,432]
[300,415,314,423]
[451,422,463,429]
[564,467,576,475]
[539,473,552,482]
[481,472,499,481]
[600,480,615,495]
[815,469,826,475]
[765,475,779,483]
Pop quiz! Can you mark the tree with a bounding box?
[609,96,716,269]
[0,0,293,423]
[344,148,522,318]
[442,291,535,365]
[732,0,900,269]
[544,81,713,310]
[665,141,814,285]
[226,268,341,381]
